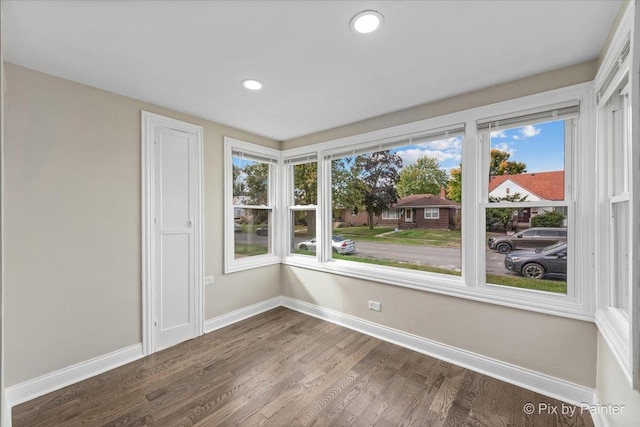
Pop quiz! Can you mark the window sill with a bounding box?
[224,254,281,274]
[283,256,594,322]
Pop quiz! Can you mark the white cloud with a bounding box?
[492,142,515,156]
[512,135,519,140]
[415,136,462,151]
[520,125,541,138]
[490,130,507,138]
[397,148,461,167]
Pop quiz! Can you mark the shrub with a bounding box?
[531,210,565,228]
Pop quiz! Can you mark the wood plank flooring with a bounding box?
[13,307,594,426]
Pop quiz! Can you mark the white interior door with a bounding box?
[143,112,203,354]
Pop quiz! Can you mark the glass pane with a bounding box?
[612,201,630,314]
[234,208,271,258]
[488,120,566,203]
[233,156,269,205]
[610,93,630,195]
[330,137,462,277]
[486,206,568,294]
[291,210,317,255]
[293,162,318,205]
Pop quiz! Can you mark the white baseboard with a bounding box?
[280,296,594,407]
[4,344,143,416]
[204,296,282,334]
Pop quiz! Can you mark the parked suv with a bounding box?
[488,227,567,253]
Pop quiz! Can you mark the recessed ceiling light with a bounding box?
[242,79,263,91]
[350,10,384,34]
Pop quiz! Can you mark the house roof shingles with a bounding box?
[488,171,564,201]
[394,194,460,208]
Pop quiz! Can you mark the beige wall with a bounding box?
[595,333,640,426]
[283,60,596,150]
[4,64,281,387]
[282,266,596,387]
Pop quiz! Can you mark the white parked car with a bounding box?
[297,235,356,254]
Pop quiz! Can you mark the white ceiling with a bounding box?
[5,0,621,141]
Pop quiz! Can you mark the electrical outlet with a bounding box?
[368,300,381,312]
[204,276,214,285]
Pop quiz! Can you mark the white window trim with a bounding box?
[424,208,439,219]
[282,82,595,322]
[224,137,281,273]
[593,1,639,390]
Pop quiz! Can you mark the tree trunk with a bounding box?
[305,211,316,237]
[368,210,374,230]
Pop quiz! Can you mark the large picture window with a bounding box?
[326,126,464,277]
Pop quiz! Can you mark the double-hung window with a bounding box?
[224,137,280,272]
[285,155,318,257]
[477,104,578,296]
[594,31,637,387]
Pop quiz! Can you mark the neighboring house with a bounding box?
[488,171,565,223]
[380,193,461,230]
[336,190,461,230]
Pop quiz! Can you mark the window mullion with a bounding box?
[318,152,331,263]
[462,121,478,288]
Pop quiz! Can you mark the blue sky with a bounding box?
[393,119,565,174]
[489,120,565,173]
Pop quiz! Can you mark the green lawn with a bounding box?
[486,274,566,294]
[334,226,461,248]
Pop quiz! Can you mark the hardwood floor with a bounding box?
[13,307,594,426]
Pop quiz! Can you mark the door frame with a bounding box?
[141,111,204,356]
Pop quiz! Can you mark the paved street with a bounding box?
[236,231,513,276]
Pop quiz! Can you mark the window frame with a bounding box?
[224,137,281,273]
[282,82,595,322]
[593,2,639,390]
[424,208,439,219]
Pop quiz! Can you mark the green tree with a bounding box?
[447,165,462,203]
[353,150,402,229]
[396,155,448,198]
[293,162,318,234]
[244,162,269,205]
[331,157,363,215]
[531,210,565,228]
[486,193,528,231]
[490,149,527,176]
[232,165,244,197]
